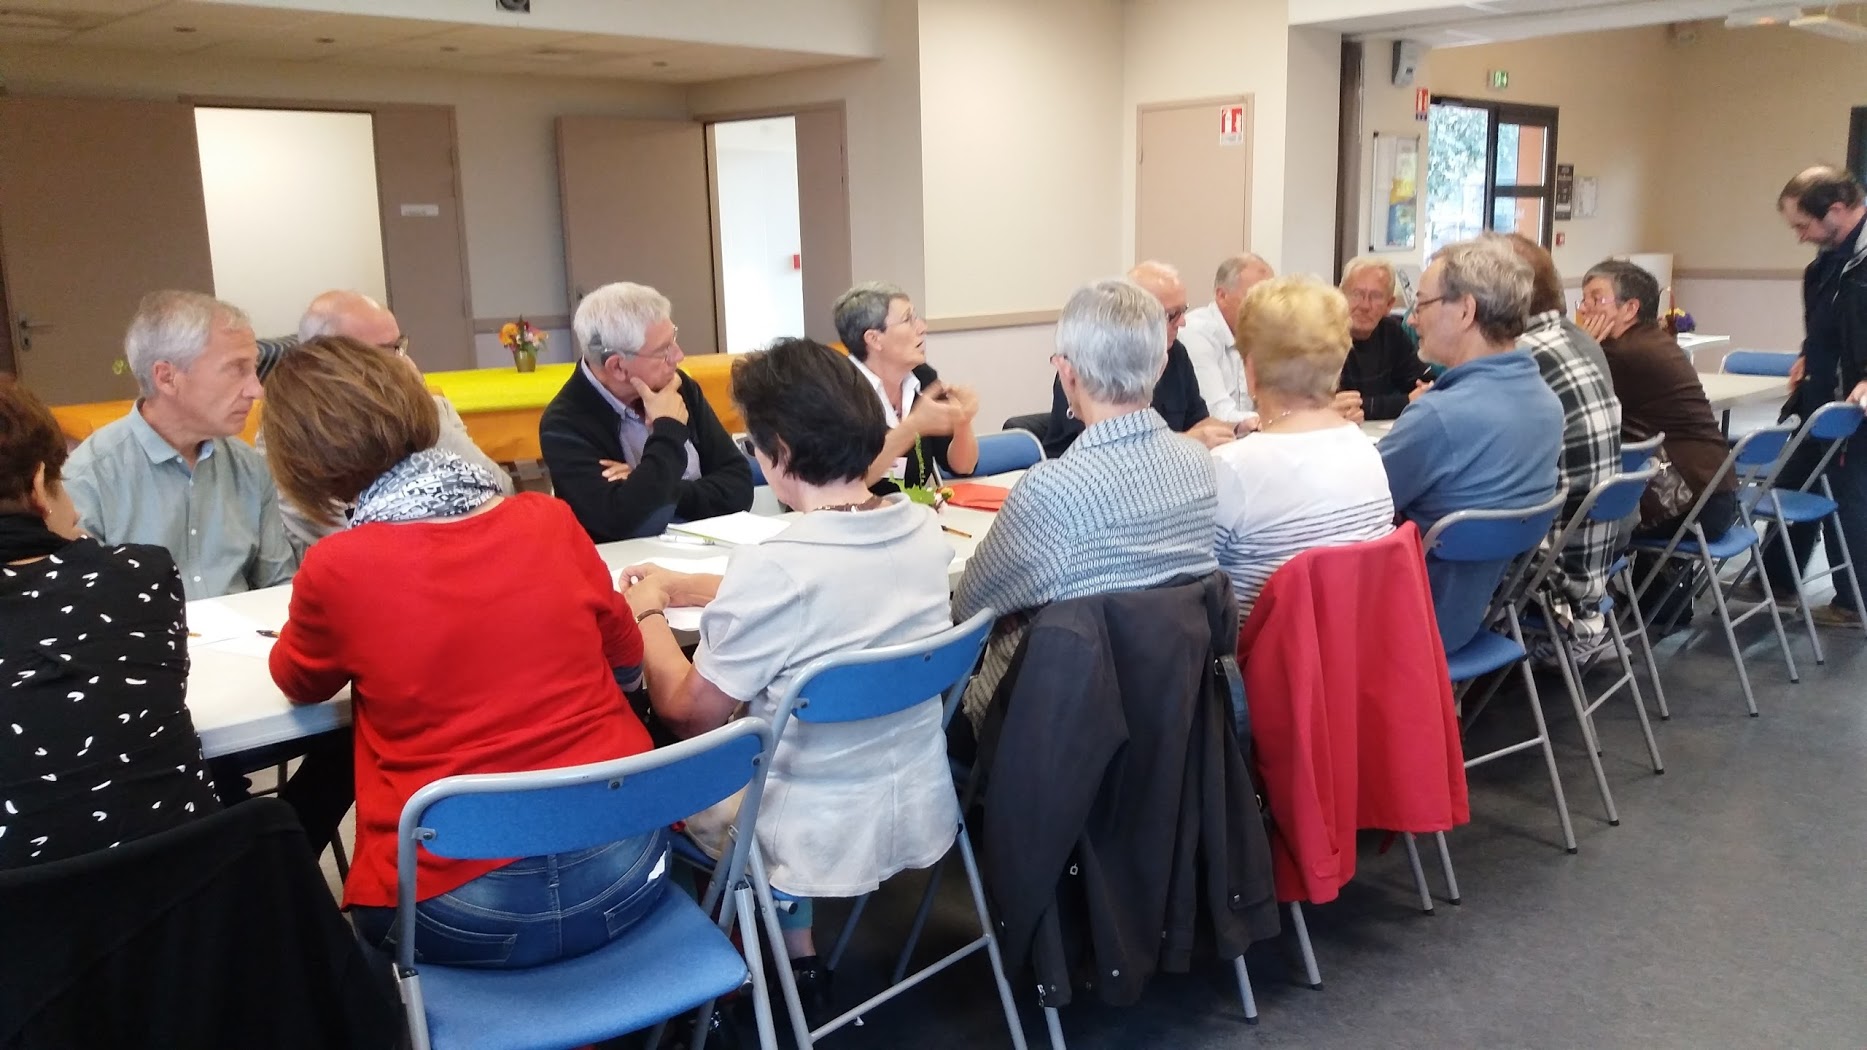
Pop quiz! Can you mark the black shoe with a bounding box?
[791,956,834,1025]
[664,1006,737,1050]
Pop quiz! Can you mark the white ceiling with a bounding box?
[1300,0,1864,46]
[0,0,864,82]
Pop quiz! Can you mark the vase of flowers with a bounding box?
[499,318,547,373]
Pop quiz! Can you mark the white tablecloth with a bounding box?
[182,472,1027,759]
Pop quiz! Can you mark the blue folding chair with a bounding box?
[1523,466,1666,831]
[1749,400,1867,665]
[390,719,780,1050]
[1632,424,1801,717]
[963,430,1045,477]
[1621,433,1664,473]
[1421,491,1580,853]
[1721,350,1797,377]
[743,609,1028,1050]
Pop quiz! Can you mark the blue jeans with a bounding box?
[353,828,670,969]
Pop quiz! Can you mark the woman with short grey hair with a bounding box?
[951,278,1220,730]
[830,281,979,494]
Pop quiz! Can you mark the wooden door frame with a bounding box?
[182,94,476,337]
[693,101,849,354]
[1134,94,1254,268]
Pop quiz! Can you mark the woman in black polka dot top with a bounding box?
[0,376,219,868]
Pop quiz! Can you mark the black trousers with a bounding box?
[207,727,355,858]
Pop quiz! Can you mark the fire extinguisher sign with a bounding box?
[1218,104,1244,146]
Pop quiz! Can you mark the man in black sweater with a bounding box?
[539,282,752,542]
[1339,255,1433,421]
[1043,261,1238,457]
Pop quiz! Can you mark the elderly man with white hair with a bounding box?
[954,276,1220,728]
[64,290,297,599]
[1041,261,1237,456]
[539,281,752,542]
[1380,238,1563,652]
[272,290,512,549]
[1339,255,1434,421]
[1178,252,1275,427]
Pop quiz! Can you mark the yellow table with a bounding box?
[52,353,754,463]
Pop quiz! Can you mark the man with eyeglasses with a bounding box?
[1377,236,1563,652]
[1041,260,1238,456]
[1339,256,1433,421]
[540,281,752,542]
[1178,252,1274,428]
[279,290,512,550]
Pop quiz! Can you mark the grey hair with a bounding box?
[573,282,671,362]
[1055,278,1168,405]
[831,281,907,361]
[1339,255,1398,296]
[297,290,384,342]
[1435,236,1533,345]
[1214,253,1271,292]
[1582,259,1662,324]
[124,290,251,396]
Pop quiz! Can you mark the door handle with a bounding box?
[16,314,52,351]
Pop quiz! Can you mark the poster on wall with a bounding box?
[1369,132,1420,252]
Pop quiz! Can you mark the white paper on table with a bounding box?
[200,633,279,661]
[663,607,705,632]
[667,512,789,546]
[185,601,269,646]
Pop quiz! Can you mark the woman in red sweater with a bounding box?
[263,337,664,969]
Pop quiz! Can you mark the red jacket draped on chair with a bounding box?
[1238,522,1469,904]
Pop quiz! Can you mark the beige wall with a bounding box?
[0,44,688,327]
[1658,24,1863,273]
[1281,26,1344,281]
[687,0,926,313]
[916,0,1124,318]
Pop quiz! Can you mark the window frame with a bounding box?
[1431,95,1561,247]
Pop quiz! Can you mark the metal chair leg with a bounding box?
[955,829,1030,1050]
[750,848,814,1050]
[825,893,869,973]
[1288,902,1322,990]
[891,858,947,985]
[1432,831,1461,905]
[735,883,781,1050]
[1232,956,1259,1024]
[1043,1007,1067,1049]
[1542,596,1618,826]
[1748,543,1801,685]
[1401,833,1433,914]
[1607,613,1665,774]
[1618,564,1670,719]
[1516,654,1580,853]
[1702,547,1763,717]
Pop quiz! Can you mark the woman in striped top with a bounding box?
[1212,276,1395,620]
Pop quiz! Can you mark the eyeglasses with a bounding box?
[1165,305,1190,324]
[381,335,409,357]
[1410,294,1448,315]
[1346,290,1392,305]
[881,309,919,329]
[591,326,680,362]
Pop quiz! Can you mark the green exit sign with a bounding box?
[1488,69,1510,90]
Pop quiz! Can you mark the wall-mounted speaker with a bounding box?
[1392,40,1425,88]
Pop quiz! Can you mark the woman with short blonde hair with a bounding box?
[1212,276,1396,618]
[265,337,669,970]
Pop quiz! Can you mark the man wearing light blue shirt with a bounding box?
[63,291,351,860]
[1178,252,1273,427]
[64,291,297,600]
[1380,237,1562,652]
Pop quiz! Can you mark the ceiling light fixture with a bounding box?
[1725,4,1805,27]
[1790,10,1867,40]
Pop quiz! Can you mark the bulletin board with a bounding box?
[1369,132,1421,252]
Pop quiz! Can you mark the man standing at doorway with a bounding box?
[1760,166,1867,627]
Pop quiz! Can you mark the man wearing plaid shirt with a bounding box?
[1506,236,1623,657]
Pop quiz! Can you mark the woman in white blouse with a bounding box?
[831,281,980,493]
[624,337,960,1014]
[1211,275,1396,619]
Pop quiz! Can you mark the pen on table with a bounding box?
[942,525,972,539]
[255,629,280,638]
